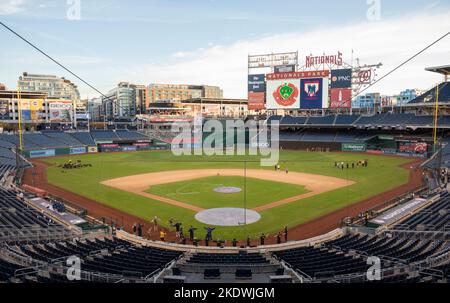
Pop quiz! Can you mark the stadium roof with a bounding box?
[408,81,450,104]
[425,65,450,76]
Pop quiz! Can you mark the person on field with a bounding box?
[283,226,288,242]
[246,236,251,247]
[137,224,142,237]
[260,233,267,246]
[150,216,160,231]
[147,226,153,238]
[180,234,186,245]
[188,226,197,241]
[285,168,289,174]
[160,231,166,242]
[173,221,182,232]
[179,226,184,239]
[132,223,137,235]
[276,231,282,244]
[204,226,215,241]
[232,238,238,247]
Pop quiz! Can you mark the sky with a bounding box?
[0,0,450,99]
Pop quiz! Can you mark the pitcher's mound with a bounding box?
[195,208,261,226]
[213,186,242,193]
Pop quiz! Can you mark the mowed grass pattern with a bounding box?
[43,151,413,240]
[146,176,309,209]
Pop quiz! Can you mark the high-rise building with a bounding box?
[147,84,223,104]
[135,85,148,115]
[102,82,138,119]
[18,72,80,102]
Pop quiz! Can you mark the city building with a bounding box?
[18,72,80,102]
[102,82,138,119]
[397,89,426,107]
[0,90,75,124]
[353,93,381,110]
[147,97,248,118]
[147,84,223,105]
[87,97,103,122]
[135,85,148,115]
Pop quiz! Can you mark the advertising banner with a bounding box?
[266,79,300,109]
[274,65,296,73]
[300,77,329,109]
[0,99,9,120]
[122,146,137,152]
[21,110,31,121]
[70,147,87,155]
[29,149,56,158]
[267,70,329,81]
[30,99,45,121]
[398,142,428,154]
[330,69,352,88]
[342,143,367,152]
[248,74,266,92]
[133,143,150,147]
[19,100,31,121]
[330,88,352,108]
[88,146,98,153]
[247,92,266,110]
[49,100,73,122]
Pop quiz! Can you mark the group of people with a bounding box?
[334,159,369,170]
[274,164,289,174]
[233,226,289,248]
[136,216,290,247]
[131,222,144,237]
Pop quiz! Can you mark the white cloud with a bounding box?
[116,10,450,99]
[0,0,25,15]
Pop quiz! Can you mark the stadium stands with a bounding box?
[115,130,149,140]
[0,188,61,229]
[70,132,95,146]
[273,245,369,278]
[0,130,152,152]
[270,113,445,128]
[306,115,335,125]
[301,131,336,142]
[0,237,183,282]
[335,114,361,125]
[280,116,308,125]
[409,82,450,104]
[394,192,450,231]
[90,131,120,141]
[42,131,86,147]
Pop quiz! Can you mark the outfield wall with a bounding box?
[280,141,341,151]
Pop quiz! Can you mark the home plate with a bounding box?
[195,208,261,226]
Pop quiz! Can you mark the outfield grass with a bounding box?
[146,176,309,209]
[43,151,414,240]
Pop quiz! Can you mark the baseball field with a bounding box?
[30,150,421,241]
